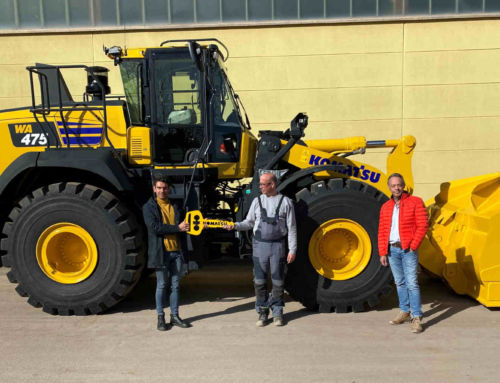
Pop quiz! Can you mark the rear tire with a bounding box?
[0,182,145,315]
[286,179,391,313]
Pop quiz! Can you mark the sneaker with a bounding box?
[411,316,423,333]
[389,311,411,325]
[256,309,269,327]
[273,316,284,327]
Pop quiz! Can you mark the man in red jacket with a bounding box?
[378,173,428,333]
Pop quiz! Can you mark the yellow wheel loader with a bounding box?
[0,38,492,315]
[419,173,500,307]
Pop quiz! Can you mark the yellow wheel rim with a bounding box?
[36,223,98,284]
[308,219,372,281]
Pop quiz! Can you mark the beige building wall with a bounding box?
[1,19,499,200]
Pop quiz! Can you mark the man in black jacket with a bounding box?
[143,175,190,331]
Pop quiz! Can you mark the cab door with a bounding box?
[144,48,206,165]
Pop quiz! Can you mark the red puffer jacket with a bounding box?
[378,193,428,257]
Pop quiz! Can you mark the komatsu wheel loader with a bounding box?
[0,39,495,315]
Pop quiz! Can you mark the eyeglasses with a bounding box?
[259,182,272,186]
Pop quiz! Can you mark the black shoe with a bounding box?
[170,314,190,328]
[157,314,169,331]
[256,309,269,327]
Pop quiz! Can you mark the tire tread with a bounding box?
[286,178,391,313]
[1,182,145,316]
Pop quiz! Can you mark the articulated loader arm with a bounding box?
[287,134,416,194]
[363,135,416,194]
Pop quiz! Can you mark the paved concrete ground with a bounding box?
[1,261,499,383]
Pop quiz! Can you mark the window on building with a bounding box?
[222,0,246,22]
[459,0,483,13]
[43,0,67,27]
[300,0,324,19]
[18,0,41,28]
[2,0,500,31]
[119,0,143,25]
[352,0,377,16]
[248,0,272,21]
[172,0,194,23]
[197,0,221,22]
[93,0,118,26]
[326,0,350,17]
[486,0,500,12]
[69,0,91,27]
[380,0,404,15]
[406,0,430,14]
[144,0,168,24]
[0,0,16,29]
[432,0,457,13]
[275,0,298,20]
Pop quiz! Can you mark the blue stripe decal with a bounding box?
[56,121,102,127]
[62,136,102,145]
[58,128,103,134]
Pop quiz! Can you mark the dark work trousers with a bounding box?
[252,238,287,317]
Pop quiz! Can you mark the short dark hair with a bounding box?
[387,173,405,187]
[153,174,173,187]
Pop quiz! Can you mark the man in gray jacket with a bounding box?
[224,172,297,327]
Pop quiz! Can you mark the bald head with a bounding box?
[259,172,278,197]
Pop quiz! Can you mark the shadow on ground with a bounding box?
[107,258,318,323]
[376,269,479,329]
[419,271,479,329]
[108,258,256,315]
[108,260,479,328]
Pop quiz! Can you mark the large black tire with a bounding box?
[285,178,391,313]
[0,182,145,315]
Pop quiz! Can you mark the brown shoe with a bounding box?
[411,316,423,333]
[389,311,411,325]
[273,316,284,327]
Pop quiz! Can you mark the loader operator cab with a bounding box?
[118,40,246,166]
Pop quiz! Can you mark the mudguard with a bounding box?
[0,148,133,196]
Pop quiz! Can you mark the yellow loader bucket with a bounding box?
[419,173,500,307]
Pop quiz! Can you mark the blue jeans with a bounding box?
[388,246,422,318]
[155,251,182,315]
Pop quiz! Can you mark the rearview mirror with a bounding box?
[188,41,204,73]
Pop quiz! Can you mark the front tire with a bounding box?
[286,179,391,313]
[0,182,145,315]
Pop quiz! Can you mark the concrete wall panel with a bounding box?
[404,117,500,151]
[404,49,500,85]
[2,34,93,65]
[230,53,402,91]
[412,150,500,185]
[405,20,500,51]
[404,83,500,118]
[239,87,401,124]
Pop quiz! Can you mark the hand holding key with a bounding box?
[185,210,234,235]
[178,220,189,232]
